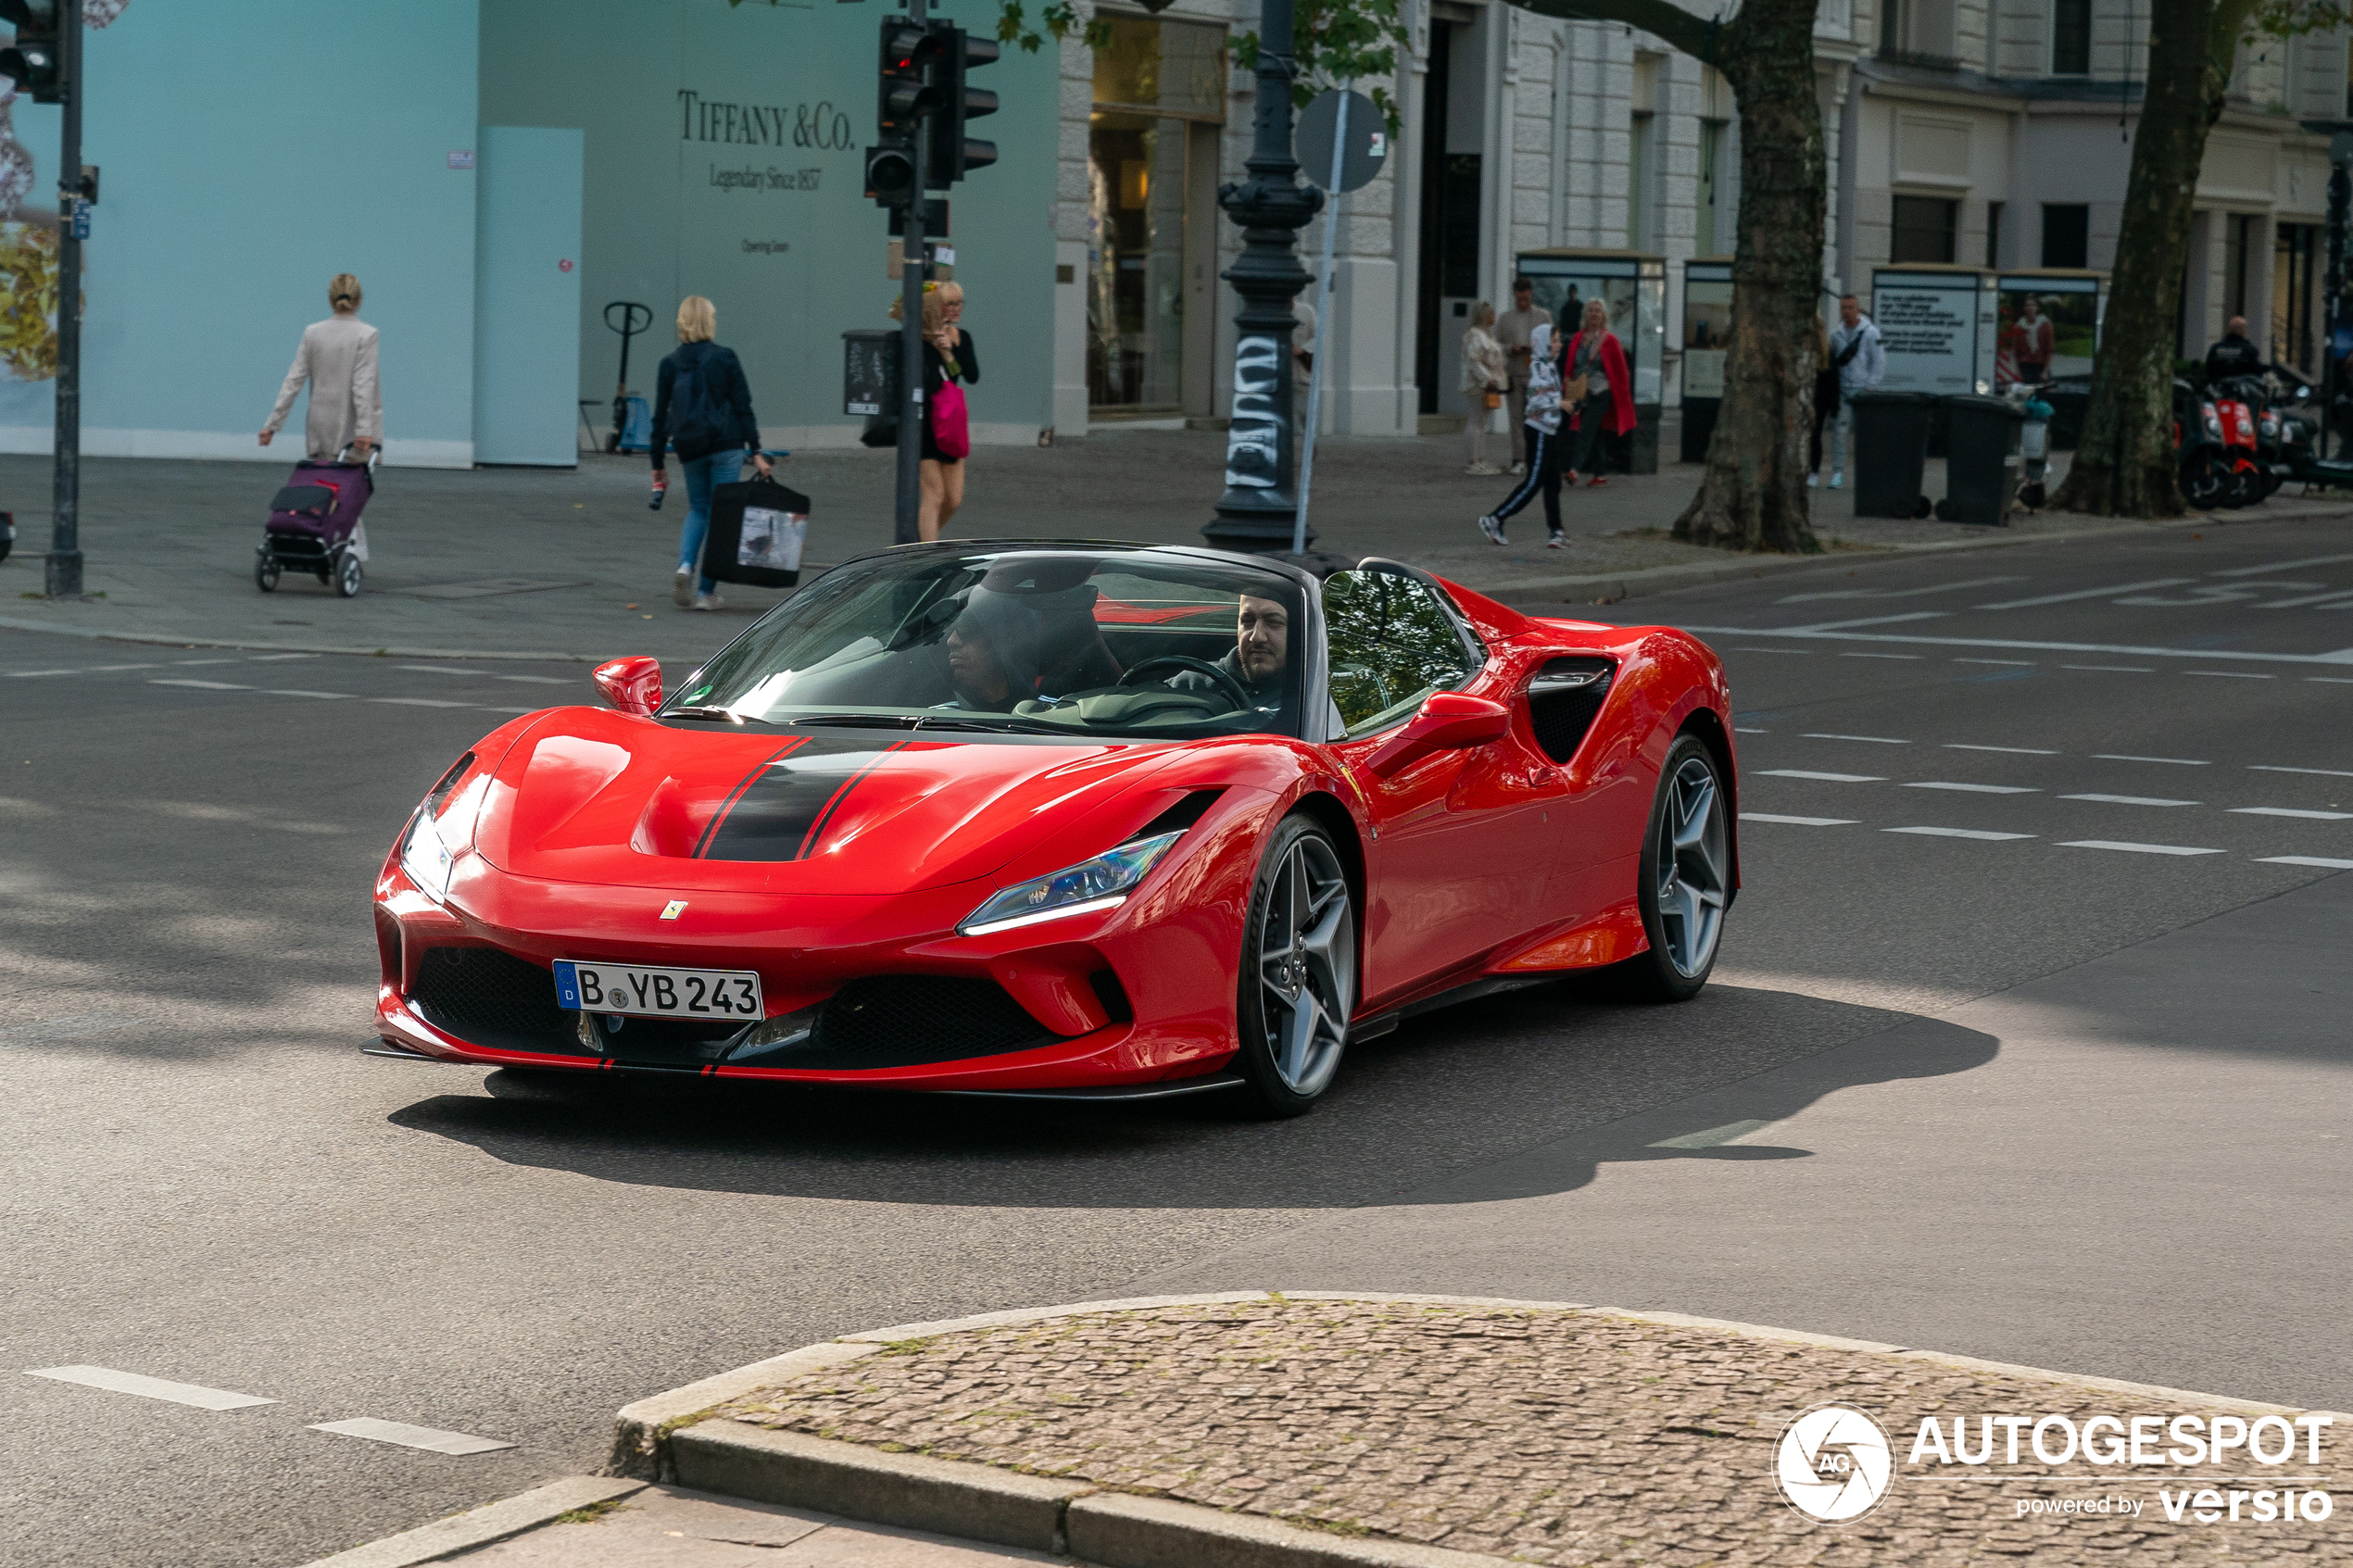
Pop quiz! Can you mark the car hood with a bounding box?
[471,709,1183,894]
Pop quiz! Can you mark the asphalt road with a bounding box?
[3,516,2349,1565]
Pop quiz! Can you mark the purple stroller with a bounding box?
[255,446,376,597]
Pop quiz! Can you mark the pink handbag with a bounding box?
[932,379,972,459]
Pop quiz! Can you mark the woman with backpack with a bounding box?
[652,295,772,610]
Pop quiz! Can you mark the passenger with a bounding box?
[1172,593,1290,711]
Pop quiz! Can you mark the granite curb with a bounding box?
[296,1475,647,1568]
[610,1291,2353,1568]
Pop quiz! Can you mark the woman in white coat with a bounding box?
[1459,302,1507,475]
[259,273,381,460]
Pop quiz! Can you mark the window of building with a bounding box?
[1881,0,1958,67]
[1986,201,2003,268]
[2041,204,2089,269]
[1892,195,1958,263]
[2051,0,2091,75]
[1088,16,1226,414]
[2274,222,2317,371]
[1628,112,1653,249]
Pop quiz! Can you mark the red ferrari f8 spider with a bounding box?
[371,544,1737,1116]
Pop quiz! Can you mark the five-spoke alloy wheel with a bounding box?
[1235,816,1357,1116]
[1618,733,1731,1001]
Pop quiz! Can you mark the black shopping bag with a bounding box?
[699,476,810,589]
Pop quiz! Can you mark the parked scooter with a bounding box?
[2176,377,2232,508]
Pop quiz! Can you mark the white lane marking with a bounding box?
[2233,807,2353,820]
[2309,677,2353,684]
[6,669,78,678]
[1648,1119,1776,1148]
[497,674,571,684]
[1756,770,1885,783]
[1730,646,1814,654]
[88,662,163,671]
[1779,575,2024,605]
[266,690,357,700]
[2261,855,2353,869]
[2257,589,2353,609]
[0,1012,161,1047]
[371,697,473,709]
[1841,652,1924,659]
[1884,826,2037,841]
[1803,733,1910,743]
[1734,726,1769,734]
[1975,578,2196,608]
[150,679,252,691]
[172,659,239,666]
[1740,813,1858,826]
[2210,552,2353,576]
[2184,671,2274,679]
[27,1366,275,1411]
[2061,664,2154,672]
[2061,794,2201,807]
[309,1417,517,1454]
[1789,611,1953,631]
[1954,659,2036,665]
[2094,754,2208,766]
[395,665,484,675]
[244,653,317,662]
[1906,782,2040,794]
[2251,764,2353,778]
[1946,744,2058,755]
[2059,840,2226,856]
[1675,625,2353,667]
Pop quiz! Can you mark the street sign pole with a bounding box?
[2327,138,2350,463]
[45,0,82,598]
[1292,89,1350,556]
[893,0,929,546]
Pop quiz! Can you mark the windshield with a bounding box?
[667,548,1308,739]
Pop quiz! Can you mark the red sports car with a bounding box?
[371,544,1736,1116]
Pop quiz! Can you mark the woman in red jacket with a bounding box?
[1563,299,1636,487]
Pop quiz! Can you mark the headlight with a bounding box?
[400,809,455,900]
[960,830,1184,936]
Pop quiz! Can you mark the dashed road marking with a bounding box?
[265,689,356,700]
[1756,770,1884,783]
[2094,755,2208,766]
[1976,579,2196,608]
[1883,826,2036,841]
[2061,794,2200,807]
[1840,652,1923,659]
[1648,1119,1777,1149]
[87,662,164,671]
[2184,671,2273,679]
[2309,677,2353,684]
[1804,733,1909,744]
[2232,807,2353,820]
[308,1417,516,1455]
[2250,764,2353,779]
[1946,744,2057,754]
[245,653,318,662]
[1730,646,1813,654]
[2061,664,2153,672]
[2210,551,2353,576]
[370,697,473,709]
[1734,726,1768,734]
[27,1366,275,1411]
[2060,840,2226,857]
[1906,782,2039,794]
[150,679,252,691]
[1954,658,2036,666]
[6,669,78,678]
[172,659,239,666]
[1739,813,1857,826]
[2260,855,2353,869]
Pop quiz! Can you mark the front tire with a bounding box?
[255,556,280,592]
[1232,816,1357,1118]
[333,552,364,597]
[1614,733,1730,1002]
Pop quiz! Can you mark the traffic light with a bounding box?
[0,0,61,104]
[926,28,999,189]
[869,18,945,207]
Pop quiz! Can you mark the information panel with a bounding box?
[1870,270,1994,395]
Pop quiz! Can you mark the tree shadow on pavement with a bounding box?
[384,978,1999,1210]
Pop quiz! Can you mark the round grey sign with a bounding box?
[1295,90,1387,194]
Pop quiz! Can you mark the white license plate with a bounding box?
[553,960,762,1022]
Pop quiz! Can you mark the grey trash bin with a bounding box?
[1846,391,1934,518]
[1939,395,2026,525]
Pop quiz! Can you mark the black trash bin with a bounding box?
[2043,376,2091,450]
[1846,391,1935,518]
[1940,395,2026,525]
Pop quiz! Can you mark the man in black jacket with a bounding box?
[2205,316,2264,385]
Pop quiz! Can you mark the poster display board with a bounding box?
[1869,269,1996,396]
[1516,249,1668,471]
[1680,260,1732,462]
[1994,271,2103,386]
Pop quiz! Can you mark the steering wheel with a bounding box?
[1116,655,1254,711]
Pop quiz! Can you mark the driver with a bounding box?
[943,590,1042,711]
[1173,593,1290,709]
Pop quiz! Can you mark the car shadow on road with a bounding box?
[384,977,1999,1210]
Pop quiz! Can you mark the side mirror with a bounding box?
[1365,692,1511,778]
[592,656,662,716]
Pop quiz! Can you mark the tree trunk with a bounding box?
[2048,0,2248,517]
[1525,0,1825,551]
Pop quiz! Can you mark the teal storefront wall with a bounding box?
[479,0,1059,447]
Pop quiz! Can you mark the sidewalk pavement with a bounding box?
[2,435,2296,665]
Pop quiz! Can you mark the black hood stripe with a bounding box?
[697,738,912,862]
[691,738,809,859]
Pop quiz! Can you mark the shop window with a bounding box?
[2051,0,2091,75]
[1892,195,1958,263]
[2041,204,2089,269]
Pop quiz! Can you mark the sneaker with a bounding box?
[690,591,725,611]
[1806,472,1819,489]
[1829,470,1845,490]
[1477,514,1507,546]
[1563,470,1579,486]
[673,567,694,608]
[1509,461,1525,476]
[1585,475,1608,488]
[1547,532,1568,549]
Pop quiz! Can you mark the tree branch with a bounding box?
[1511,0,1721,66]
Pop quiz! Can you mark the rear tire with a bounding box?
[334,553,363,597]
[1231,816,1357,1118]
[1611,734,1730,1003]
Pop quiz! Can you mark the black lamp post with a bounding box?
[1202,0,1323,551]
[2300,121,2353,461]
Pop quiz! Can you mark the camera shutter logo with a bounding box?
[1775,1403,1895,1524]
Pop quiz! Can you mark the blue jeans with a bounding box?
[675,449,744,595]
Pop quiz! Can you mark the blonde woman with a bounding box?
[890,281,980,541]
[1459,302,1507,475]
[259,273,380,459]
[651,295,771,610]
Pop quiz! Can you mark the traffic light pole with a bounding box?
[893,0,928,547]
[45,0,80,598]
